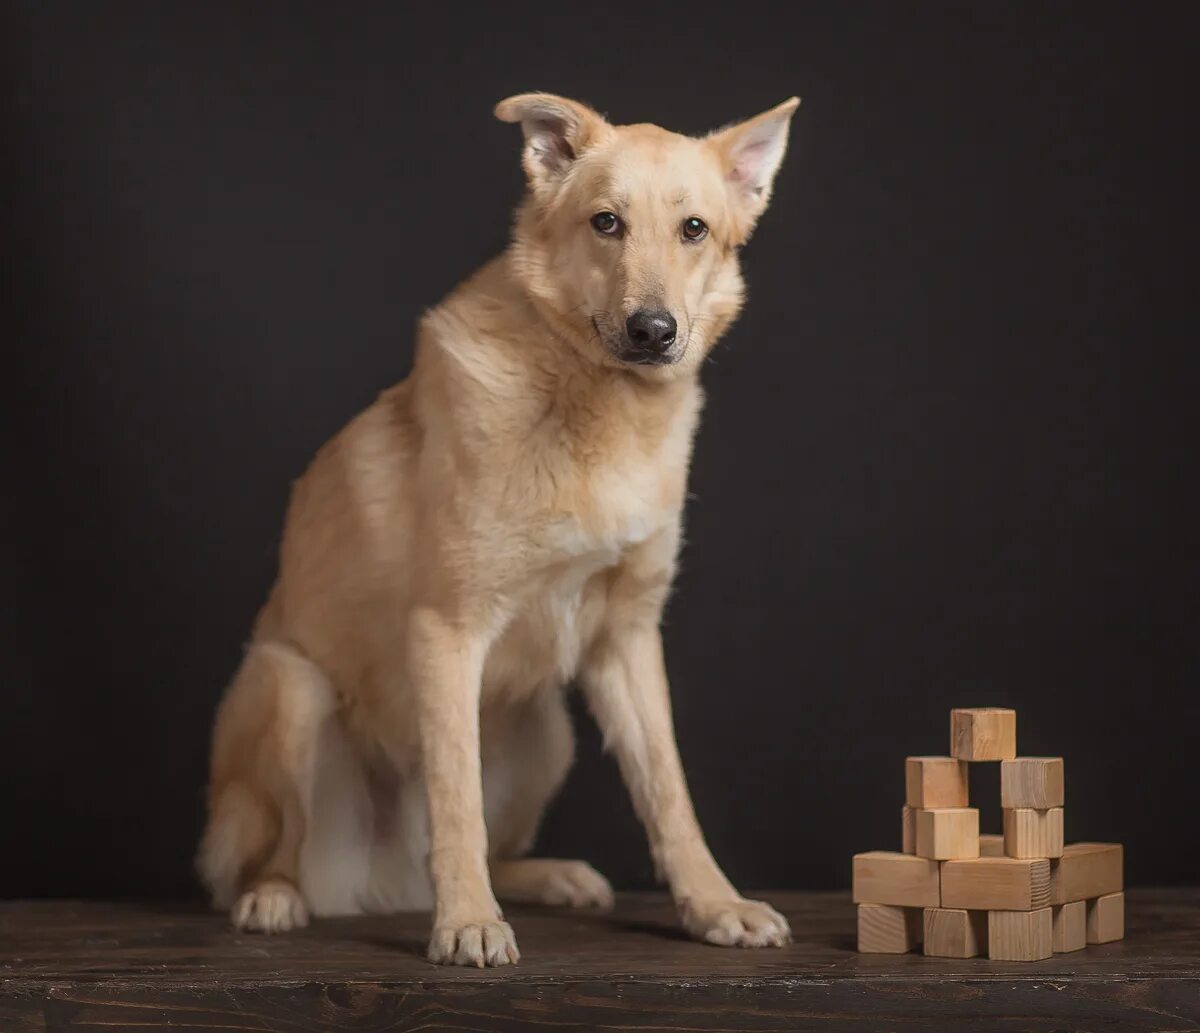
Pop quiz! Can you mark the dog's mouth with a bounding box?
[621,348,680,367]
[591,316,686,368]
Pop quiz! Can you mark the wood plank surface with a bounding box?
[1,890,1197,1032]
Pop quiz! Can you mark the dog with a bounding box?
[198,92,800,967]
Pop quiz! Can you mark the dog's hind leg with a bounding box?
[198,641,336,932]
[485,690,614,910]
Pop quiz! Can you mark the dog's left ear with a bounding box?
[495,93,610,196]
[708,97,800,241]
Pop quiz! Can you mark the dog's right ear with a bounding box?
[494,93,609,193]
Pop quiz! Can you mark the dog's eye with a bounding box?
[682,217,708,242]
[590,211,620,236]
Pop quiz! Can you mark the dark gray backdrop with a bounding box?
[3,2,1194,899]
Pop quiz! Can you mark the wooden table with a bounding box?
[2,890,1197,1031]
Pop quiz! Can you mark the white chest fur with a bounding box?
[472,370,698,702]
[542,467,661,557]
[482,466,672,703]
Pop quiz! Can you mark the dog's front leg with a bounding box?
[582,618,790,948]
[410,607,519,967]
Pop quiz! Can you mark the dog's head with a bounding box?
[497,93,799,378]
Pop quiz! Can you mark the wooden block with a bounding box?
[1001,757,1064,809]
[1086,892,1125,944]
[950,708,1016,761]
[915,807,980,860]
[1049,843,1124,904]
[980,833,1006,858]
[941,856,1051,910]
[905,756,969,808]
[988,908,1053,961]
[1052,900,1086,953]
[853,852,941,907]
[858,904,922,953]
[1003,807,1064,859]
[902,805,915,854]
[923,907,987,958]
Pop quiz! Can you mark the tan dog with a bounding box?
[198,92,800,967]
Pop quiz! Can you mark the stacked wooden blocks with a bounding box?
[855,708,1124,961]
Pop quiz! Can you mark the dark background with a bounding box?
[3,2,1194,900]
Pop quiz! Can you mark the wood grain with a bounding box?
[915,807,980,860]
[905,756,969,808]
[1003,806,1064,859]
[979,833,1006,858]
[1,891,1197,1032]
[1088,891,1126,944]
[857,903,921,953]
[941,857,1051,910]
[923,907,986,958]
[1001,757,1065,809]
[852,851,940,907]
[988,907,1053,961]
[1050,842,1124,904]
[950,708,1017,761]
[1052,900,1087,953]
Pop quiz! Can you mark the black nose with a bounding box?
[625,309,678,353]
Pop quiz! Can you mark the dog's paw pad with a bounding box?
[428,919,520,967]
[232,879,309,934]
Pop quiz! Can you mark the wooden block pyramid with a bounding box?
[854,708,1124,960]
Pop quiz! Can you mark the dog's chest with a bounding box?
[523,399,691,561]
[543,460,664,557]
[483,555,608,699]
[476,378,698,699]
[481,458,677,700]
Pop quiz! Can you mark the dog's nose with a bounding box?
[625,309,678,353]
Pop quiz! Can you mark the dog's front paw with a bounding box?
[428,919,520,967]
[231,878,309,934]
[680,896,791,948]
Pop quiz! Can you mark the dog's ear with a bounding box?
[708,97,800,242]
[494,93,609,193]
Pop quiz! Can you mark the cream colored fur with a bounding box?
[198,92,799,966]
